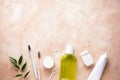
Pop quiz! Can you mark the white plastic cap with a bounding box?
[65,45,73,54]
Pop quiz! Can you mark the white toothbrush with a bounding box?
[28,45,38,80]
[37,51,41,80]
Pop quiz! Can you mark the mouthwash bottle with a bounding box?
[59,45,77,80]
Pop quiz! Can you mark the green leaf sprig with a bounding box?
[9,55,30,79]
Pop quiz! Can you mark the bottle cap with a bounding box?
[65,45,73,54]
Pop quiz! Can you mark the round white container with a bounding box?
[43,56,54,69]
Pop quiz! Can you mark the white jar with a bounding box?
[43,56,54,69]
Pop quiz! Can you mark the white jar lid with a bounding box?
[43,56,54,69]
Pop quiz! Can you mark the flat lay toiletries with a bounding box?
[37,51,41,80]
[28,45,38,80]
[80,50,94,67]
[59,45,77,80]
[87,53,108,80]
[43,56,54,69]
[27,44,108,80]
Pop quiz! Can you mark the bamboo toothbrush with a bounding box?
[28,45,38,80]
[37,51,41,80]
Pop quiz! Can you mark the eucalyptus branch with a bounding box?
[9,55,30,79]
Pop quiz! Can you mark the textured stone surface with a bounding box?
[0,0,120,80]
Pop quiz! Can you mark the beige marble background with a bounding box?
[0,0,120,80]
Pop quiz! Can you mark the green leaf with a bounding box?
[21,62,27,71]
[18,55,23,65]
[15,74,22,77]
[9,56,17,64]
[13,63,20,69]
[24,71,30,78]
[9,56,19,69]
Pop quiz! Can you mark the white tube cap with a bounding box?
[65,45,73,54]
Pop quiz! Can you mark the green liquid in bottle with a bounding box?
[59,47,77,80]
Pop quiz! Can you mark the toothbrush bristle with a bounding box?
[28,45,31,51]
[38,51,41,58]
